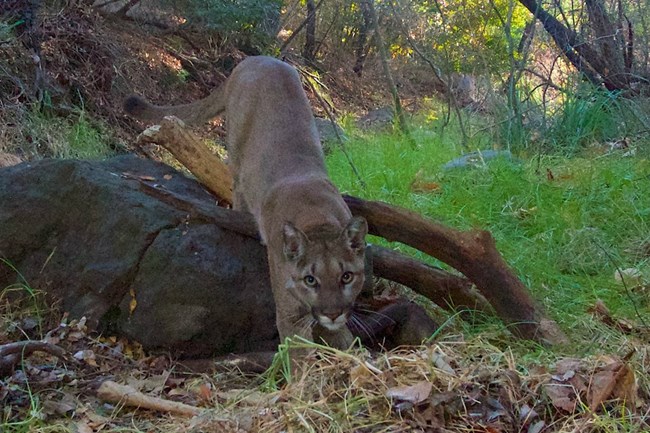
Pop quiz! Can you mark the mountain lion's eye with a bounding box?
[341,272,354,284]
[304,275,317,287]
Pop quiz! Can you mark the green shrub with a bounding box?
[547,84,623,152]
[166,0,282,52]
[24,109,115,160]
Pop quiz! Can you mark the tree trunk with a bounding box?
[302,0,317,62]
[516,0,631,91]
[585,0,628,86]
[353,0,372,77]
[360,0,413,144]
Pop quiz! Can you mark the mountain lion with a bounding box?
[124,56,367,349]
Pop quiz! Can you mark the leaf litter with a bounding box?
[1,312,649,432]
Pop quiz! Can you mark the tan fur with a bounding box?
[124,56,367,348]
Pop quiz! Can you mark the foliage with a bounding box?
[162,0,283,51]
[326,115,650,331]
[546,85,624,151]
[403,0,530,75]
[23,110,116,160]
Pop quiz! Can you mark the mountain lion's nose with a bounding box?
[323,311,343,321]
[319,307,348,322]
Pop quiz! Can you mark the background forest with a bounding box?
[1,0,649,431]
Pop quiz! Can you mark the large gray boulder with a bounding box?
[0,156,277,356]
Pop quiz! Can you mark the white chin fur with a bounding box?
[318,316,346,331]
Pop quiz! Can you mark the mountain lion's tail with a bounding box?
[123,86,226,125]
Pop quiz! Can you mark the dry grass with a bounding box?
[3,310,648,433]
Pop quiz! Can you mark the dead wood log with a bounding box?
[97,380,201,417]
[136,116,567,345]
[370,245,490,313]
[344,196,567,344]
[137,118,233,205]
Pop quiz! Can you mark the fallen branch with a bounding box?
[0,340,69,376]
[344,196,567,344]
[97,380,202,417]
[137,118,233,205]
[370,245,491,313]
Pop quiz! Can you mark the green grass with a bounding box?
[0,261,50,432]
[326,120,650,352]
[23,109,116,160]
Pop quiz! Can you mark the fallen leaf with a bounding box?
[554,358,582,375]
[543,383,577,412]
[588,300,635,334]
[606,138,629,151]
[528,420,545,433]
[129,288,137,315]
[513,206,537,219]
[588,358,636,410]
[73,350,98,367]
[411,180,442,193]
[126,374,167,394]
[386,380,433,405]
[85,410,111,428]
[75,420,94,433]
[196,382,213,403]
[546,168,554,181]
[430,349,455,375]
[42,399,76,417]
[410,170,442,194]
[519,403,538,422]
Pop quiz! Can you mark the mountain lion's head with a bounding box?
[281,217,368,331]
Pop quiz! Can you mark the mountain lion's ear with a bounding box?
[283,222,308,261]
[341,216,368,254]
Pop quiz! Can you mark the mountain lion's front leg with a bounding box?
[268,259,314,343]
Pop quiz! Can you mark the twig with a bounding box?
[97,380,202,417]
[592,240,648,328]
[297,65,367,190]
[279,0,325,53]
[0,340,70,376]
[0,340,67,358]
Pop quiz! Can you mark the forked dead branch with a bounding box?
[137,116,567,345]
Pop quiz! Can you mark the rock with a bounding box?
[0,156,277,357]
[442,150,516,170]
[313,117,346,153]
[357,107,394,130]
